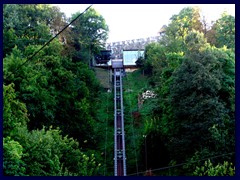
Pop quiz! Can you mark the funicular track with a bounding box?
[113,63,127,176]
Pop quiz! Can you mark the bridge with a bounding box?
[93,35,163,89]
[105,35,162,59]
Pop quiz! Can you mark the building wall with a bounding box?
[106,36,161,59]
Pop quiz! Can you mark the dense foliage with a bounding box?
[129,7,235,175]
[3,5,235,176]
[3,4,108,176]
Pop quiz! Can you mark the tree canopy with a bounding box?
[3,4,108,176]
[136,6,235,175]
[3,5,235,176]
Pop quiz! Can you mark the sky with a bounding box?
[53,4,235,43]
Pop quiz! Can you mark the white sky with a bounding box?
[53,4,235,43]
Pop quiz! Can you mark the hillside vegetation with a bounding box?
[3,5,235,176]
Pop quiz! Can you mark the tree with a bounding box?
[144,42,166,82]
[13,126,101,176]
[3,4,73,57]
[3,4,55,56]
[170,6,203,36]
[193,160,235,176]
[3,4,104,146]
[3,137,26,176]
[130,7,235,176]
[169,59,224,159]
[205,12,235,50]
[3,84,101,176]
[3,4,108,176]
[4,40,101,146]
[185,30,209,54]
[160,6,203,52]
[70,7,109,63]
[168,31,234,162]
[3,83,29,137]
[205,22,217,46]
[214,12,235,49]
[135,56,144,68]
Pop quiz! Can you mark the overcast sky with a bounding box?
[53,4,235,43]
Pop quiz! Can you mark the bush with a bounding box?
[3,137,26,176]
[193,159,235,176]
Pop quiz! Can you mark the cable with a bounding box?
[127,152,235,176]
[6,4,93,79]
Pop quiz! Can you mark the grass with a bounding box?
[123,69,149,112]
[93,67,111,89]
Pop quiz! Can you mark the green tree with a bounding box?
[131,7,235,176]
[169,54,224,160]
[214,12,235,49]
[3,4,104,147]
[4,41,101,145]
[4,44,58,129]
[14,126,101,176]
[3,83,29,137]
[185,30,209,54]
[70,7,109,63]
[144,42,166,84]
[3,137,26,176]
[160,6,203,52]
[3,4,54,56]
[3,84,101,176]
[169,6,203,37]
[3,4,109,176]
[193,160,235,176]
[168,31,234,162]
[3,84,28,175]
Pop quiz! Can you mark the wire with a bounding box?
[127,152,235,176]
[6,4,93,79]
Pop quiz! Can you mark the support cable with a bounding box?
[5,4,93,80]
